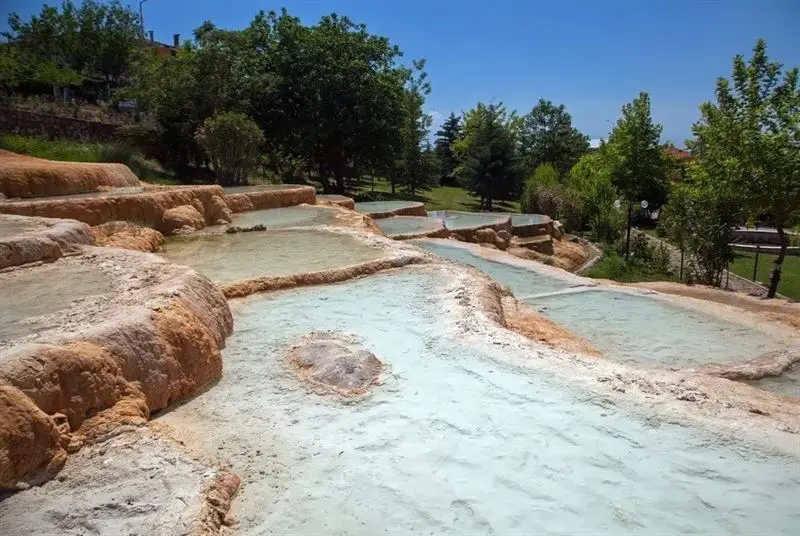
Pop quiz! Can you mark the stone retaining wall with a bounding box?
[0,108,118,141]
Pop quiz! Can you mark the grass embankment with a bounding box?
[586,251,678,283]
[357,177,520,213]
[730,251,800,300]
[0,134,178,185]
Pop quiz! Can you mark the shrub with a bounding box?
[194,112,264,186]
[520,164,575,219]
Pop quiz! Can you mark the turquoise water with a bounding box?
[420,242,786,368]
[223,184,304,193]
[159,230,382,283]
[748,366,800,397]
[159,268,800,534]
[427,210,511,230]
[511,213,551,226]
[354,200,423,214]
[230,206,335,228]
[376,216,444,237]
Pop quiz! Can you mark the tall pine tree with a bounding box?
[434,112,462,185]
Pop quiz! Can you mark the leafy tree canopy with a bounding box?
[519,98,589,175]
[690,38,799,297]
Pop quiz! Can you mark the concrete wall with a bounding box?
[0,108,118,141]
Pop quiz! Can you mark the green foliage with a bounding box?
[660,171,741,286]
[453,102,523,210]
[4,0,143,97]
[434,112,462,185]
[587,247,675,283]
[126,9,415,192]
[691,38,799,297]
[518,99,589,175]
[195,112,265,186]
[605,92,668,207]
[520,164,570,217]
[567,153,622,242]
[392,66,437,197]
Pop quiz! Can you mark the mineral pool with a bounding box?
[427,210,511,230]
[159,229,383,283]
[419,241,787,368]
[156,267,800,535]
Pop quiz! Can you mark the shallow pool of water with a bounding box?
[511,213,551,226]
[376,216,443,237]
[230,206,335,229]
[420,241,573,295]
[158,269,799,535]
[421,242,786,368]
[159,230,383,283]
[427,210,511,230]
[354,200,422,214]
[748,366,800,397]
[0,262,114,341]
[223,184,303,193]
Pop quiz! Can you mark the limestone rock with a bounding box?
[0,385,66,490]
[161,205,206,235]
[497,230,511,242]
[92,221,164,252]
[552,221,565,240]
[0,150,139,199]
[207,195,233,225]
[285,332,384,396]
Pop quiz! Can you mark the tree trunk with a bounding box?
[767,224,787,298]
[335,173,345,195]
[391,179,396,195]
[486,196,493,210]
[319,164,333,194]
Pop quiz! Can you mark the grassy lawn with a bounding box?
[357,177,520,213]
[730,250,800,300]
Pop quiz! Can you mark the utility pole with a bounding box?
[139,0,148,39]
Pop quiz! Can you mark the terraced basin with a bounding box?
[419,241,789,369]
[427,210,511,231]
[230,206,336,229]
[354,200,426,218]
[159,229,384,283]
[156,267,800,535]
[375,216,446,238]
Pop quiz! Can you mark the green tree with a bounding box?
[195,111,265,186]
[606,91,668,258]
[519,99,589,175]
[520,163,569,218]
[660,170,740,286]
[453,102,523,210]
[252,11,409,194]
[393,66,437,198]
[691,38,799,298]
[434,112,462,185]
[5,0,142,98]
[567,152,621,242]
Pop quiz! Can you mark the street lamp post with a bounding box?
[616,198,648,261]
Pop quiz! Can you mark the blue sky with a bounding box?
[3,0,799,146]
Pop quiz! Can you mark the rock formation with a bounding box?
[91,221,164,252]
[0,248,233,489]
[161,205,207,235]
[0,150,139,199]
[0,185,233,235]
[285,332,384,396]
[224,185,316,213]
[0,214,92,269]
